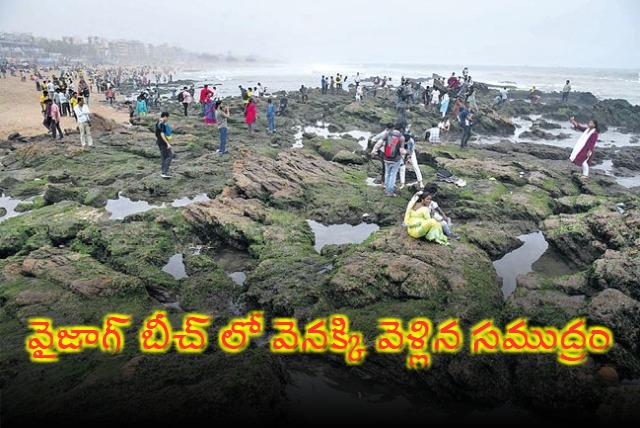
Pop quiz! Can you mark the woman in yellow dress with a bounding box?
[403,191,449,245]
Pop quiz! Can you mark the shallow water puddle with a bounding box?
[284,357,545,426]
[307,220,380,253]
[593,160,640,188]
[365,177,380,187]
[106,193,211,219]
[106,193,165,220]
[292,123,372,150]
[171,193,210,207]
[0,193,24,223]
[493,231,548,299]
[228,271,247,286]
[162,253,188,280]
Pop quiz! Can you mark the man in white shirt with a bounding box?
[562,80,571,103]
[500,87,508,101]
[431,88,440,105]
[74,97,93,147]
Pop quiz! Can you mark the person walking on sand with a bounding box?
[217,101,230,155]
[562,80,571,103]
[266,98,276,134]
[106,87,115,106]
[49,99,63,140]
[58,89,69,117]
[245,98,257,133]
[74,97,93,148]
[569,116,599,180]
[156,112,173,178]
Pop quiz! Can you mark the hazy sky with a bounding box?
[1,0,638,68]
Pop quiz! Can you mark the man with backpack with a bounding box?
[156,112,173,178]
[370,123,406,197]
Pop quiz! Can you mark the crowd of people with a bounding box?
[13,62,596,244]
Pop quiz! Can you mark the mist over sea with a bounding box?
[177,63,640,105]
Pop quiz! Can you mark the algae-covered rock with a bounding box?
[590,248,640,300]
[0,201,105,258]
[332,149,366,165]
[586,288,640,353]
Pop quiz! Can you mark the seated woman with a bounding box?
[403,191,449,245]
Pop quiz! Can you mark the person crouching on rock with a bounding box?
[569,116,599,180]
[403,191,449,245]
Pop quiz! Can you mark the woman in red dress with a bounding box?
[245,98,257,133]
[569,116,599,180]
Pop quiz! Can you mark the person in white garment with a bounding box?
[399,133,424,189]
[74,97,93,147]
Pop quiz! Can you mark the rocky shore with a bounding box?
[1,81,639,426]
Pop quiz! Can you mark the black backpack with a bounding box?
[177,91,184,102]
[82,87,90,97]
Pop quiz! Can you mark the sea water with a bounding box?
[176,63,640,105]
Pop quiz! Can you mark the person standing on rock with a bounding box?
[330,76,335,95]
[181,87,192,117]
[203,93,217,125]
[156,112,173,178]
[299,85,309,103]
[369,123,395,189]
[569,116,599,180]
[399,132,424,190]
[74,97,93,147]
[440,92,450,118]
[562,80,571,103]
[431,87,440,108]
[266,98,276,134]
[245,98,257,133]
[396,97,408,130]
[355,85,363,101]
[199,84,213,115]
[217,101,230,155]
[459,102,473,148]
[370,123,406,197]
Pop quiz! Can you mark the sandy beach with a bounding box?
[0,74,130,140]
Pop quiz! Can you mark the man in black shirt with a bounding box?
[155,112,173,178]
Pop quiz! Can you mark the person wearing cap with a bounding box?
[74,97,93,147]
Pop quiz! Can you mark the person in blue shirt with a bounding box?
[458,102,472,148]
[266,98,276,134]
